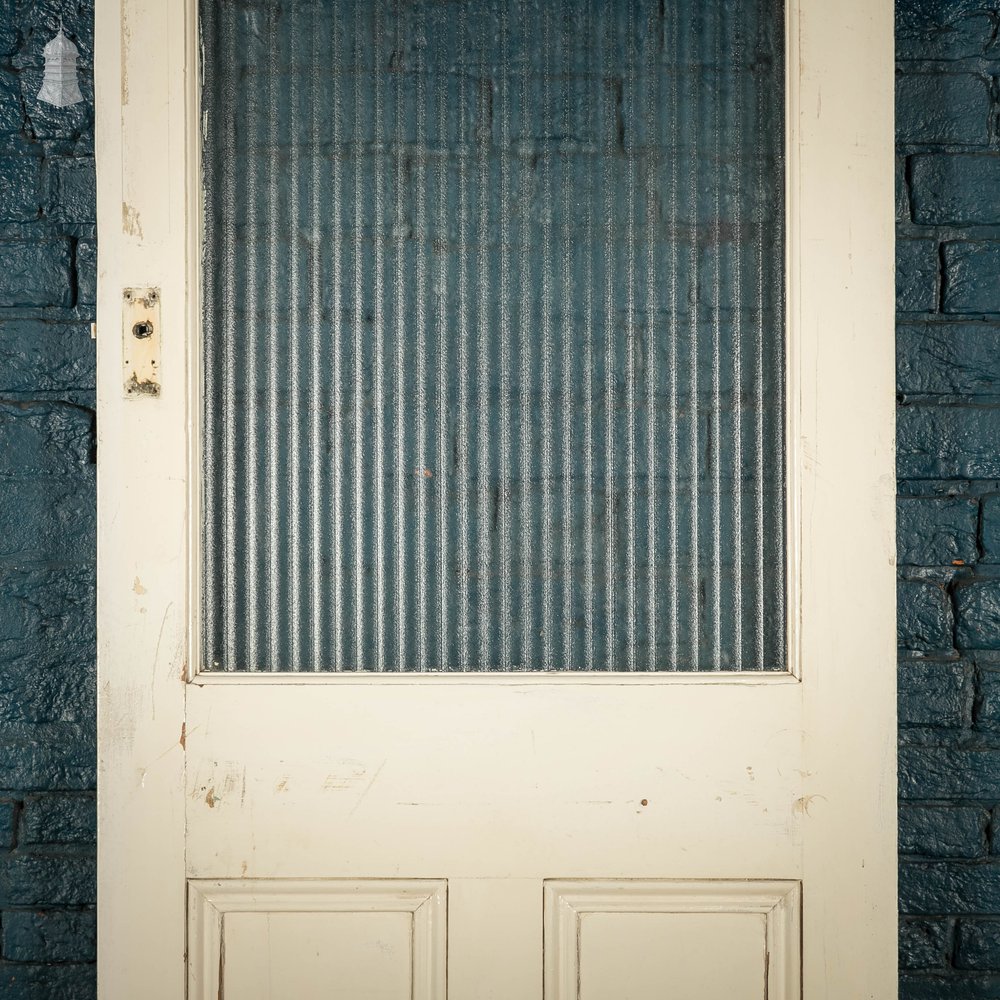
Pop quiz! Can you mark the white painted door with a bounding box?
[95,0,896,998]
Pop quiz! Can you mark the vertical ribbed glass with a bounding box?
[201,0,786,672]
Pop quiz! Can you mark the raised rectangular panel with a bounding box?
[188,879,446,1000]
[120,0,171,243]
[544,880,800,1000]
[222,911,413,999]
[581,912,765,999]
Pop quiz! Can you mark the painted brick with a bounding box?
[984,496,1000,564]
[0,799,15,849]
[897,239,939,314]
[0,320,95,394]
[992,806,1000,856]
[0,565,96,672]
[901,973,1000,999]
[0,654,95,726]
[1,909,95,962]
[0,155,40,222]
[897,155,910,223]
[75,239,95,309]
[944,243,1000,315]
[898,406,1000,479]
[896,73,991,146]
[0,404,92,477]
[912,156,1000,226]
[0,240,72,308]
[899,660,972,727]
[956,581,1000,650]
[896,3,1000,61]
[24,92,94,145]
[46,158,95,225]
[900,861,1000,915]
[897,579,954,653]
[0,69,22,135]
[20,794,94,846]
[0,561,95,639]
[0,853,95,907]
[897,497,978,565]
[976,668,1000,732]
[0,0,96,991]
[0,962,96,1000]
[900,917,953,969]
[900,748,1000,800]
[0,0,18,57]
[897,323,1000,396]
[959,920,1000,971]
[900,805,986,859]
[896,0,1000,990]
[0,479,94,562]
[19,1,94,53]
[0,722,94,790]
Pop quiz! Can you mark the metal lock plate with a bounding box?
[123,287,161,398]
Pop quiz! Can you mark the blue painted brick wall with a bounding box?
[897,1,1000,997]
[0,1,96,998]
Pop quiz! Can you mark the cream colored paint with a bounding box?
[187,880,447,1000]
[544,881,800,1000]
[95,0,896,996]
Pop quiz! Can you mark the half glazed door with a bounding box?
[96,0,896,998]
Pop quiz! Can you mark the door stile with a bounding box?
[95,0,196,997]
[794,0,897,995]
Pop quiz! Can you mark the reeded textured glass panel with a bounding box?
[201,0,786,672]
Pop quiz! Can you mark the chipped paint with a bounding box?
[793,794,826,817]
[125,371,160,397]
[123,287,161,399]
[120,9,130,106]
[122,201,143,238]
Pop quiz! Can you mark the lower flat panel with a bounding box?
[544,880,800,1000]
[582,912,766,999]
[187,879,447,1000]
[184,683,803,881]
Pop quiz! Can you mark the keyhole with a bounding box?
[133,320,154,339]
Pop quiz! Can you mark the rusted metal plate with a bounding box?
[123,286,161,398]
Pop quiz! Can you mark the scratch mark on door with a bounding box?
[217,921,226,1000]
[150,601,175,723]
[349,759,387,817]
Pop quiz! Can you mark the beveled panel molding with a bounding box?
[544,879,801,1000]
[187,878,447,1000]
